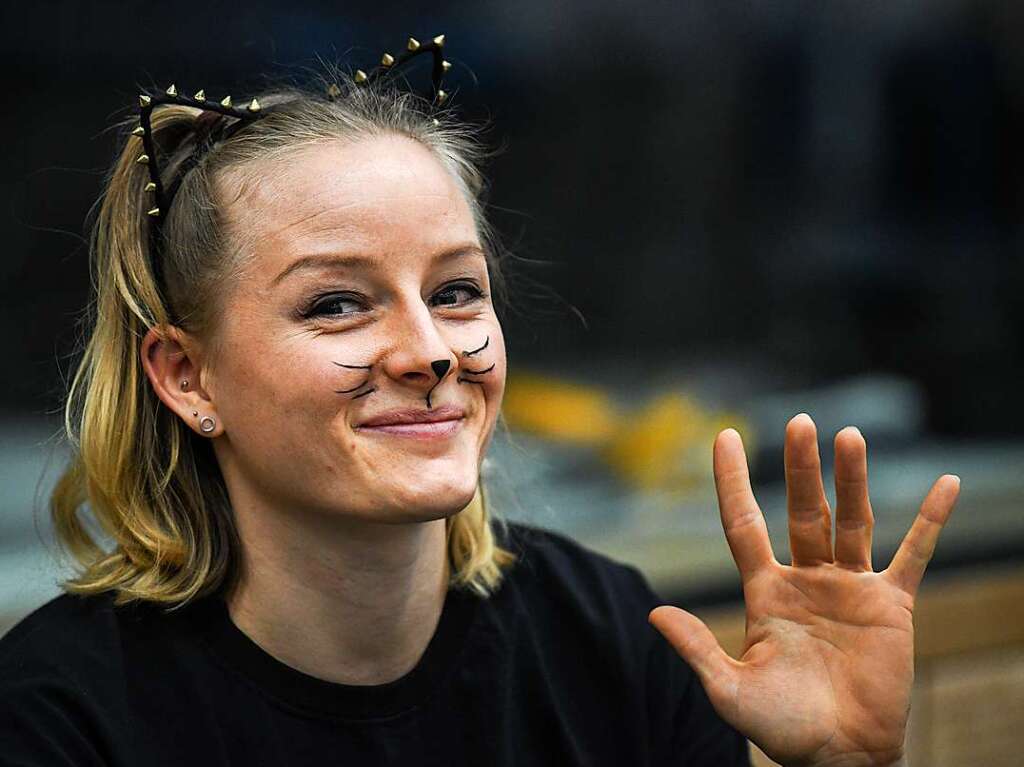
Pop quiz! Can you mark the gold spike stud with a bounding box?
[433,34,445,47]
[144,182,156,192]
[354,69,368,84]
[407,37,420,51]
[247,97,261,112]
[326,83,341,98]
[132,125,145,137]
[436,89,448,104]
[193,89,206,101]
[220,95,233,108]
[147,207,161,217]
[165,84,178,96]
[136,153,150,165]
[139,94,152,107]
[442,60,452,73]
[381,52,395,67]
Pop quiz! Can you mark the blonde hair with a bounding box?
[51,73,518,608]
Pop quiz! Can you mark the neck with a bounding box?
[224,499,451,686]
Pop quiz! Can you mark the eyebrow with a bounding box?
[271,244,487,287]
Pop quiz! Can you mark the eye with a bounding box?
[430,281,485,308]
[304,293,366,318]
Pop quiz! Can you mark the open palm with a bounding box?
[649,413,960,767]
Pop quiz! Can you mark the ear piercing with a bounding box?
[182,380,215,434]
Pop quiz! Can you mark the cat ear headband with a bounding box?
[133,33,452,314]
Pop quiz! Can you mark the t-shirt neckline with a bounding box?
[194,584,481,721]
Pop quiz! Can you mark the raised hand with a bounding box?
[649,413,960,767]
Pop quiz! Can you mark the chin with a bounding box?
[386,474,479,522]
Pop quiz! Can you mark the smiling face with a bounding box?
[202,134,506,524]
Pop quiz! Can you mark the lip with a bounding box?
[358,404,466,428]
[357,419,464,440]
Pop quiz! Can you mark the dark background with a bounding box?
[2,13,1022,759]
[3,1,1022,437]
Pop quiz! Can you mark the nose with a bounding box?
[380,300,456,391]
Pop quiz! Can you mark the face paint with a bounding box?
[425,358,452,409]
[457,336,496,384]
[332,361,375,399]
[332,359,444,406]
[208,136,506,522]
[332,337,493,410]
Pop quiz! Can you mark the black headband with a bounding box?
[133,34,452,318]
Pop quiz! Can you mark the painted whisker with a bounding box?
[332,361,375,399]
[334,382,371,394]
[462,336,489,357]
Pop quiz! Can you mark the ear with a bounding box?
[140,325,223,437]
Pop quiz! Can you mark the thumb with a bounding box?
[648,605,740,716]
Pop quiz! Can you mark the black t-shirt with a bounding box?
[0,521,750,766]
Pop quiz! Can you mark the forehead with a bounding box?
[223,134,479,272]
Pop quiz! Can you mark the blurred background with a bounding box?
[1,2,1022,764]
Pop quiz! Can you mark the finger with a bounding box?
[833,426,874,570]
[785,413,834,565]
[885,475,961,597]
[649,606,740,721]
[713,429,776,582]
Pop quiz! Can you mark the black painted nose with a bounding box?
[431,359,451,380]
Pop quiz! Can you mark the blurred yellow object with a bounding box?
[501,371,754,497]
[502,372,619,445]
[602,393,754,495]
[603,393,702,491]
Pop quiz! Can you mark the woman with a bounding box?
[0,54,959,767]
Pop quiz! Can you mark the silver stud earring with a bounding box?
[180,379,189,390]
[199,416,216,434]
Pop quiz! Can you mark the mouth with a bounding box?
[355,404,466,441]
[357,418,464,440]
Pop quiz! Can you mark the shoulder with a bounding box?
[0,592,126,681]
[0,593,138,764]
[1,592,120,655]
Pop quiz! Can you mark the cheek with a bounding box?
[212,330,349,433]
[477,326,507,415]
